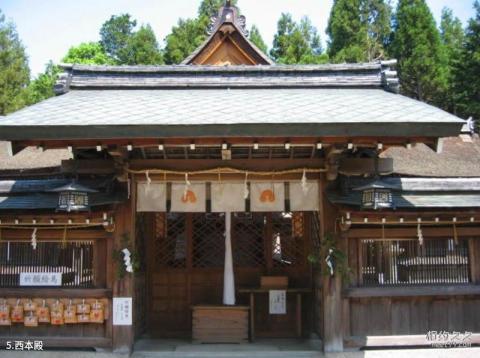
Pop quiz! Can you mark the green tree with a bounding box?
[99,14,137,64]
[249,25,268,54]
[164,18,206,64]
[62,42,113,65]
[362,0,392,61]
[271,14,328,64]
[327,0,366,62]
[439,7,464,113]
[327,0,391,63]
[390,0,447,104]
[163,0,239,64]
[454,1,480,128]
[24,61,60,105]
[123,25,163,65]
[0,10,30,115]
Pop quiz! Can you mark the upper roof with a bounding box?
[0,60,464,141]
[0,1,465,143]
[181,1,273,65]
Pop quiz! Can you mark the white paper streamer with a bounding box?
[31,228,37,250]
[301,169,308,194]
[243,172,249,199]
[417,223,423,246]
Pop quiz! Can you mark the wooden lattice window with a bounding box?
[0,241,94,288]
[360,238,470,286]
[192,213,225,268]
[233,213,265,267]
[271,212,305,267]
[155,213,187,269]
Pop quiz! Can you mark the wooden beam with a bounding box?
[344,285,480,298]
[319,174,344,352]
[130,158,325,171]
[348,226,480,239]
[0,288,112,298]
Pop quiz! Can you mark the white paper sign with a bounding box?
[20,272,62,286]
[269,290,286,314]
[113,297,133,325]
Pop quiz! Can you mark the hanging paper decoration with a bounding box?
[289,181,319,211]
[171,183,206,212]
[417,223,423,246]
[211,183,246,212]
[325,249,335,276]
[31,228,37,250]
[301,169,308,194]
[243,172,249,199]
[251,182,285,212]
[136,182,167,212]
[122,248,134,273]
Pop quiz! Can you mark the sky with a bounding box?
[1,0,476,77]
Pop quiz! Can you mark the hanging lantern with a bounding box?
[354,180,394,210]
[49,181,97,212]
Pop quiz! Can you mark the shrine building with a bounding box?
[0,2,479,354]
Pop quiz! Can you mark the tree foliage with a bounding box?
[0,10,30,115]
[390,0,447,104]
[99,14,137,64]
[453,1,480,127]
[270,13,328,64]
[62,42,113,65]
[123,25,163,65]
[327,0,391,63]
[99,14,163,65]
[439,7,464,113]
[24,61,60,105]
[163,0,241,64]
[164,18,207,64]
[249,25,268,54]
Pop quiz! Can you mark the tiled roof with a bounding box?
[53,62,399,93]
[0,141,71,172]
[0,88,463,140]
[381,135,480,177]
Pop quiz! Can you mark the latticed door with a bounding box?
[147,211,313,338]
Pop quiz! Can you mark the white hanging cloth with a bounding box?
[223,212,235,305]
[289,181,320,211]
[250,182,285,212]
[136,182,167,212]
[211,183,246,213]
[170,183,206,212]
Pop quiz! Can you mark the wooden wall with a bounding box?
[0,225,112,349]
[342,228,480,348]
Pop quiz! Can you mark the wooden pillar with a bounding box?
[112,195,136,353]
[318,175,344,352]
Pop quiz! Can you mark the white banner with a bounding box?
[250,182,285,212]
[170,183,206,212]
[289,181,320,211]
[136,182,167,212]
[211,183,246,212]
[223,212,235,305]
